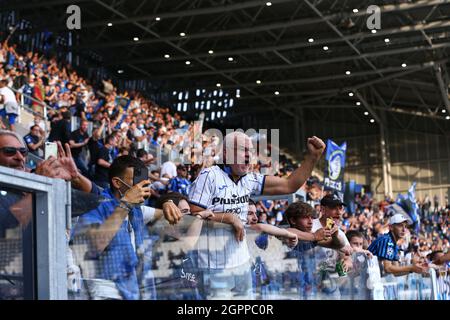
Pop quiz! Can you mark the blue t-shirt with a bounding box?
[168,176,191,196]
[71,188,155,300]
[291,241,319,299]
[368,232,400,261]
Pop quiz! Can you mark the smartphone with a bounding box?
[326,217,335,229]
[44,142,58,160]
[133,166,149,186]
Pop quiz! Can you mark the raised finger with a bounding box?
[56,141,65,158]
[64,143,72,158]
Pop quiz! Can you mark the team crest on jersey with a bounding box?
[386,247,394,258]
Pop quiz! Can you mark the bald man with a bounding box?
[188,131,325,299]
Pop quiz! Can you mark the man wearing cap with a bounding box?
[301,194,353,299]
[368,213,429,276]
[167,164,191,196]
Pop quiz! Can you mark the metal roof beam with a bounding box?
[93,0,294,118]
[155,42,450,79]
[71,1,449,49]
[303,0,382,76]
[103,20,450,65]
[434,63,450,113]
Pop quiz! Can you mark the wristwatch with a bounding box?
[119,200,134,211]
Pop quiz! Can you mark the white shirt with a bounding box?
[133,127,148,150]
[0,87,17,104]
[189,165,265,269]
[160,161,177,179]
[311,218,350,272]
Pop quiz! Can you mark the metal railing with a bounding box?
[8,85,54,133]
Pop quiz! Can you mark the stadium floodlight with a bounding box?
[353,9,359,13]
[180,32,186,37]
[364,111,369,116]
[155,17,161,21]
[274,91,280,95]
[384,38,390,43]
[228,57,234,62]
[117,69,124,74]
[107,23,113,27]
[308,38,314,43]
[256,80,262,84]
[348,92,354,97]
[164,54,170,59]
[356,102,361,106]
[371,30,377,34]
[370,119,375,123]
[185,60,191,65]
[266,2,272,6]
[346,71,351,75]
[216,83,221,87]
[402,63,407,67]
[323,46,329,51]
[446,115,450,120]
[208,50,214,54]
[133,37,139,41]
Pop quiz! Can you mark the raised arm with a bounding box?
[262,137,325,195]
[382,260,428,277]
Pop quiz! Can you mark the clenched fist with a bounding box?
[307,136,326,161]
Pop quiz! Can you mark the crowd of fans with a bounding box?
[0,38,448,300]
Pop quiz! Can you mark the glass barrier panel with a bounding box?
[0,184,35,300]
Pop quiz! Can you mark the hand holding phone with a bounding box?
[44,142,58,160]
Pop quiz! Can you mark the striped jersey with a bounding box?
[368,232,400,261]
[189,165,266,269]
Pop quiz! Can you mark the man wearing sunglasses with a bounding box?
[0,129,99,243]
[0,129,99,193]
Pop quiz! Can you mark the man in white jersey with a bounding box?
[188,131,325,299]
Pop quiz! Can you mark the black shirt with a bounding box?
[23,134,40,156]
[69,129,89,157]
[94,146,115,183]
[48,119,71,145]
[88,138,101,165]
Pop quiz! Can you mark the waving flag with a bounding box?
[396,182,420,234]
[323,140,347,195]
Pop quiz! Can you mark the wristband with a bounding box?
[119,200,135,211]
[118,202,132,212]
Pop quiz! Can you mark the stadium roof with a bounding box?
[5,0,450,134]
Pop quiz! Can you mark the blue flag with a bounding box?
[323,140,347,194]
[396,182,420,234]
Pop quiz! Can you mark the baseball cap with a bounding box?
[320,194,346,207]
[389,213,408,225]
[177,164,187,171]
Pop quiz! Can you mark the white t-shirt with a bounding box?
[189,165,266,269]
[0,87,17,104]
[311,218,350,272]
[160,161,177,179]
[133,127,148,150]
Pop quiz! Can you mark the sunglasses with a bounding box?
[0,147,28,157]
